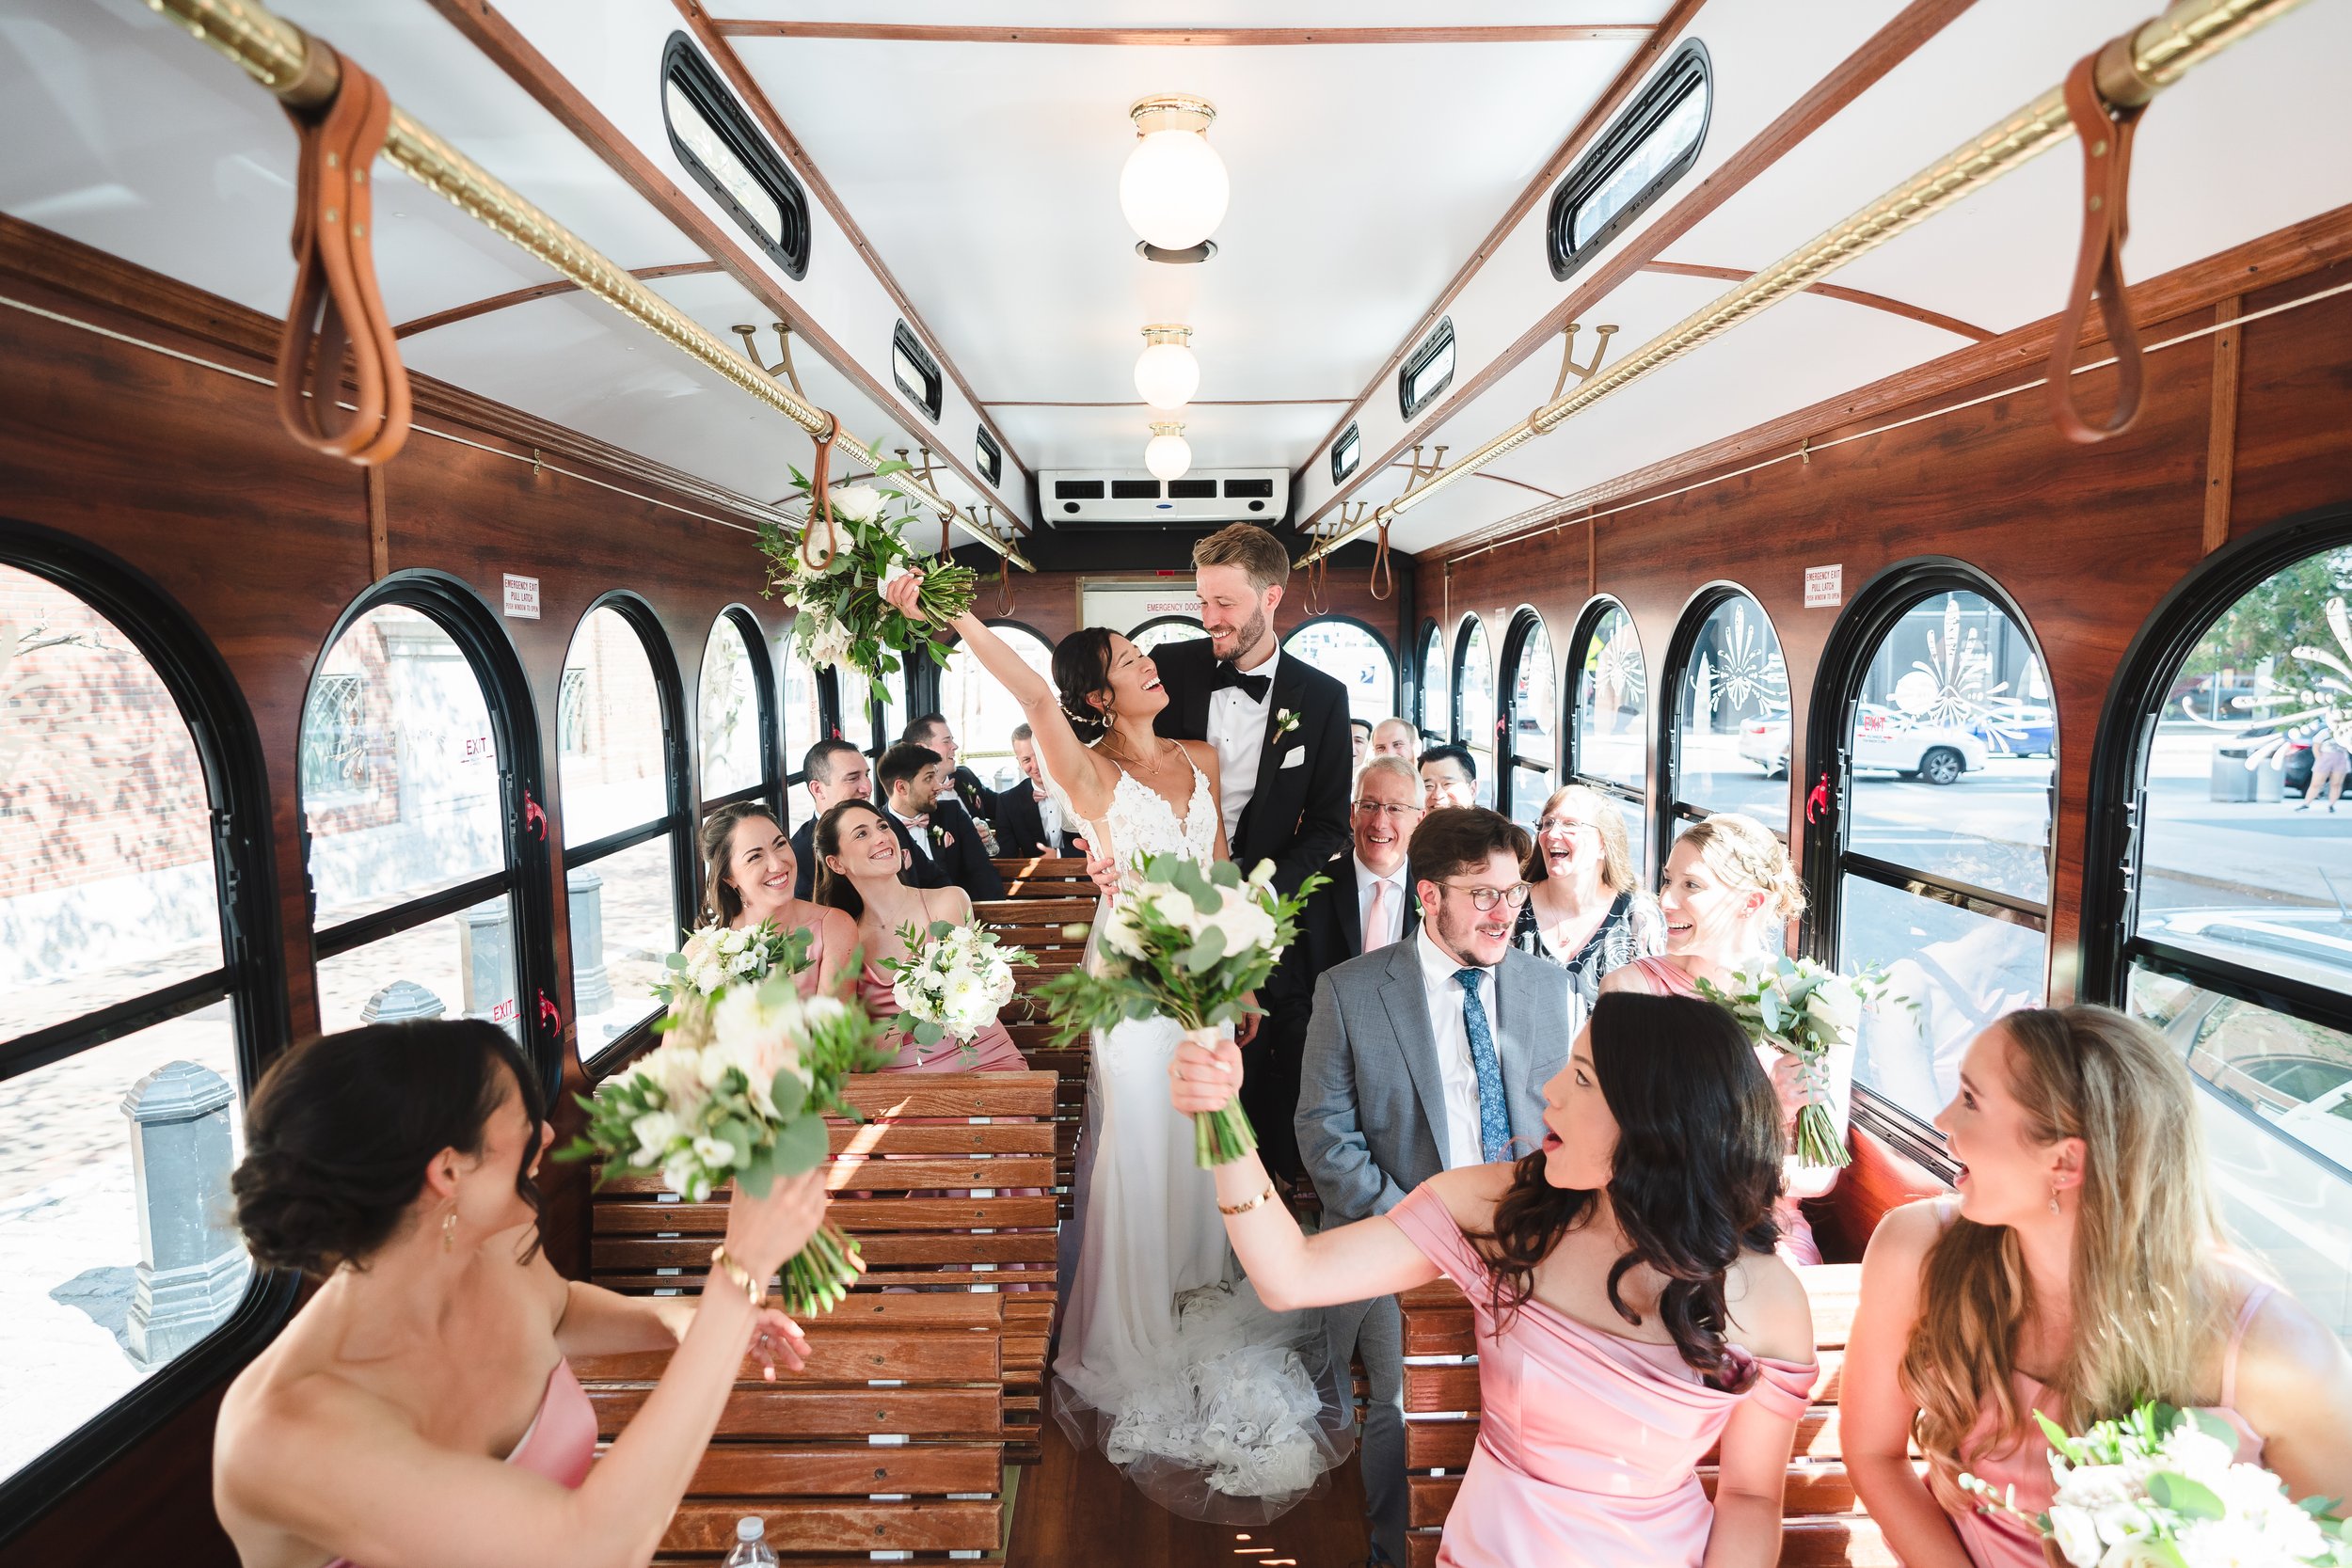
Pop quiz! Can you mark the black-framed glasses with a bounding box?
[1438,879,1531,911]
[1352,800,1422,821]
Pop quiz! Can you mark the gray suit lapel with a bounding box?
[1377,941,1454,1170]
[1496,952,1568,1149]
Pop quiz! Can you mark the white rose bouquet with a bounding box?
[1039,854,1324,1166]
[557,975,896,1314]
[1960,1401,2350,1567]
[658,919,815,1006]
[1698,956,1890,1168]
[758,458,977,694]
[881,918,1032,1065]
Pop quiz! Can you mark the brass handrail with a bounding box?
[1297,0,2312,567]
[144,0,1032,569]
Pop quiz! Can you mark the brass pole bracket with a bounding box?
[1546,321,1619,405]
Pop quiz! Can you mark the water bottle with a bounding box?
[721,1515,778,1568]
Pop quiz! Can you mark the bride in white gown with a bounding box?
[882,574,1351,1522]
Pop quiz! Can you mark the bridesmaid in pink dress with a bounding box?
[1602,813,1845,1266]
[1844,1006,2352,1567]
[212,1019,828,1568]
[698,801,857,997]
[1169,991,1820,1568]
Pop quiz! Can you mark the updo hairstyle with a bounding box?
[1052,626,1120,742]
[1677,812,1806,923]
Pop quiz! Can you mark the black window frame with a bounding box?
[1282,612,1398,722]
[1564,593,1650,843]
[1450,613,1495,791]
[1331,421,1362,484]
[892,321,944,424]
[974,424,1003,487]
[1497,607,1556,821]
[699,604,781,819]
[1658,582,1789,875]
[660,32,811,280]
[1547,38,1712,282]
[1414,617,1445,745]
[0,519,294,1543]
[1399,317,1456,421]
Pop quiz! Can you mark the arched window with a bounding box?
[698,608,774,811]
[878,663,908,752]
[0,543,283,1510]
[781,635,824,826]
[1130,614,1204,657]
[1567,597,1650,865]
[1415,620,1444,744]
[1806,572,2053,1135]
[1453,616,1496,807]
[1498,610,1555,823]
[303,578,554,1074]
[560,598,692,1063]
[941,621,1056,793]
[1283,615,1395,729]
[1665,588,1790,849]
[2088,515,2352,1231]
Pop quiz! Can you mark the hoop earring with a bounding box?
[442,1210,458,1252]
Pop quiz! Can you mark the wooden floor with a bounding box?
[1006,1411,1372,1567]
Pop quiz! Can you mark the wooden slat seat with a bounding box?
[973,895,1096,980]
[989,855,1101,896]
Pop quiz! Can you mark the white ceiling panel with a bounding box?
[707,3,1662,28]
[992,402,1340,474]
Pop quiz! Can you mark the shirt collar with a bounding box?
[1234,644,1279,681]
[1417,927,1491,988]
[1355,852,1405,888]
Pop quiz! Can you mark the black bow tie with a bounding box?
[1210,665,1271,704]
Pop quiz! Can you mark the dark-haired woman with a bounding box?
[698,801,856,996]
[213,1020,830,1568]
[1169,992,1818,1566]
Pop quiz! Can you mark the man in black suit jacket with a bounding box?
[789,738,870,899]
[902,713,996,833]
[1252,753,1425,1183]
[992,723,1080,858]
[1146,524,1353,902]
[876,741,1003,900]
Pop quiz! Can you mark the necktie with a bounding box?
[1454,968,1512,1164]
[1209,663,1272,703]
[1361,878,1389,954]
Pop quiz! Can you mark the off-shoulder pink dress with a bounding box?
[1385,1183,1817,1568]
[323,1358,596,1568]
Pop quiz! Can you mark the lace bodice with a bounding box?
[1037,745,1216,880]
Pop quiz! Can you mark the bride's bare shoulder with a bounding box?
[1175,737,1221,780]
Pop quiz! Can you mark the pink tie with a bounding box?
[1362,879,1389,953]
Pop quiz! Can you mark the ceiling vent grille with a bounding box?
[1044,469,1290,526]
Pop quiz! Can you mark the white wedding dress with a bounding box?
[1047,753,1353,1522]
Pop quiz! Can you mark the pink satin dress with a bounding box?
[1947,1283,2272,1568]
[322,1359,596,1568]
[1386,1183,1817,1568]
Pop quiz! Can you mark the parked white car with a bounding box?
[1733,705,1991,784]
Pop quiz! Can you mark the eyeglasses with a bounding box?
[1535,816,1595,837]
[1438,880,1531,911]
[1352,800,1422,820]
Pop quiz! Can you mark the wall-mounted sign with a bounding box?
[1804,564,1842,610]
[502,573,541,620]
[1080,578,1202,636]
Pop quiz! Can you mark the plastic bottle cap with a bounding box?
[736,1516,762,1542]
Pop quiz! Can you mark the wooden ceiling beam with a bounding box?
[704,23,1658,46]
[393,261,723,339]
[1639,260,1994,341]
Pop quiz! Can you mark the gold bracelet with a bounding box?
[709,1245,769,1308]
[1218,1184,1279,1216]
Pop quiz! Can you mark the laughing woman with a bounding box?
[697,801,857,996]
[1514,784,1663,1006]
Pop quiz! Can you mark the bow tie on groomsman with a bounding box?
[1208,663,1271,704]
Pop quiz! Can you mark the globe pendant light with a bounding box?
[1144,421,1192,482]
[1120,95,1229,251]
[1134,324,1199,411]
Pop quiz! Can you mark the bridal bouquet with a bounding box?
[1959,1402,2351,1566]
[1039,854,1323,1166]
[757,459,977,693]
[1698,956,1889,1168]
[657,919,814,1006]
[881,918,1031,1064]
[557,976,895,1314]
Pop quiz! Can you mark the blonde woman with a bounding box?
[1600,813,1838,1262]
[695,801,856,996]
[1513,784,1663,1006]
[1844,1006,2352,1566]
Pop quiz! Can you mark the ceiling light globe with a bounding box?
[1134,341,1200,411]
[1120,130,1230,250]
[1144,424,1192,482]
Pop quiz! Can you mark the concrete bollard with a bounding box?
[359,978,446,1024]
[120,1061,250,1365]
[566,865,614,1016]
[457,900,518,1039]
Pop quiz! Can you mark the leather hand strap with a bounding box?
[276,46,410,466]
[799,418,841,571]
[1368,518,1395,602]
[2047,49,2149,444]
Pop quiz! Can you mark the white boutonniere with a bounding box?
[1272,707,1301,739]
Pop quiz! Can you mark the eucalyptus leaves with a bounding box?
[1697,956,1890,1168]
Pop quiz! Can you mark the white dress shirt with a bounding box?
[1034,787,1062,848]
[886,800,934,865]
[1206,646,1279,845]
[1355,853,1408,952]
[1414,927,1495,1170]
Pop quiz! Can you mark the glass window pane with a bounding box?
[879,666,907,752]
[1284,621,1394,730]
[1417,624,1444,740]
[1674,595,1789,828]
[0,566,224,1045]
[1507,617,1555,825]
[2137,546,2352,996]
[1455,620,1494,806]
[316,895,519,1040]
[2128,964,2352,1179]
[698,615,764,804]
[1843,593,2052,903]
[0,1009,248,1486]
[1130,619,1203,657]
[1840,874,2046,1124]
[1573,603,1647,796]
[664,79,782,245]
[782,643,821,827]
[1612,792,1647,874]
[304,606,504,930]
[943,626,1055,795]
[560,608,669,847]
[572,833,681,1051]
[1572,80,1708,250]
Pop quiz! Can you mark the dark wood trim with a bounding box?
[2203,295,2243,553]
[1640,260,1994,340]
[705,22,1658,44]
[1302,0,1979,529]
[392,261,723,338]
[363,464,389,580]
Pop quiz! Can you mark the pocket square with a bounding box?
[1279,746,1305,768]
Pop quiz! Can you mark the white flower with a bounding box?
[691,1134,734,1168]
[1103,905,1146,959]
[827,481,885,524]
[2047,1504,2104,1568]
[801,612,854,669]
[629,1109,682,1163]
[2154,1426,2236,1484]
[729,946,762,975]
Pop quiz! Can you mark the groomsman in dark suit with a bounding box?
[901,713,996,835]
[877,741,1003,900]
[1252,753,1425,1184]
[789,738,870,899]
[992,722,1079,858]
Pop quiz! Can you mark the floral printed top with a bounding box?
[1512,889,1666,1008]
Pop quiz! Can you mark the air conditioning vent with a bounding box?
[1041,468,1290,526]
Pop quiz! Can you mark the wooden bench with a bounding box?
[971,896,1097,981]
[1398,1263,1898,1567]
[975,889,1100,1222]
[989,854,1100,897]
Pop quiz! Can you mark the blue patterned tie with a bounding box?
[1454,968,1511,1163]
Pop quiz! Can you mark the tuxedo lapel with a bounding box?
[1377,941,1454,1170]
[1242,656,1311,843]
[1332,863,1364,959]
[1158,638,1214,742]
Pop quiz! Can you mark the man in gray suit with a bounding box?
[1295,806,1583,1567]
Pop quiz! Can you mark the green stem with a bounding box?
[1193,1103,1259,1169]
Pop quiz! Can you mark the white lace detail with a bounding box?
[1090,756,1217,878]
